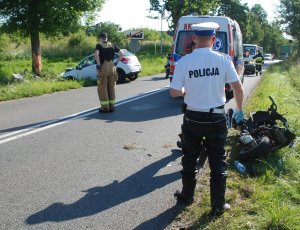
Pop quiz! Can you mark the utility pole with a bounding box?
[147,1,165,56]
[160,10,163,56]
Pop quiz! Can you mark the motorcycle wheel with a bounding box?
[238,136,272,161]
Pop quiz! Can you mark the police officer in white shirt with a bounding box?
[170,22,244,216]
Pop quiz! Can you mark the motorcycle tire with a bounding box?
[238,136,272,161]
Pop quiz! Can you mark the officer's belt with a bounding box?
[186,105,225,114]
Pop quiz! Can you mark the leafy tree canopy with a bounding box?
[279,0,300,53]
[149,0,219,30]
[148,0,288,57]
[0,0,105,36]
[250,4,268,23]
[90,22,126,47]
[0,0,105,75]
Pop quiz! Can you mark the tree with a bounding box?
[149,0,219,31]
[92,22,126,47]
[215,0,251,44]
[250,4,268,23]
[0,0,105,75]
[279,0,300,55]
[148,0,287,57]
[215,0,249,32]
[261,22,287,57]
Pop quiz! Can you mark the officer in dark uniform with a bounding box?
[94,32,124,112]
[170,22,244,216]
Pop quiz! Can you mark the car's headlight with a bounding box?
[64,68,73,73]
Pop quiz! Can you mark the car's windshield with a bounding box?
[243,46,257,56]
[175,31,227,56]
[78,55,95,69]
[122,49,135,56]
[114,49,135,59]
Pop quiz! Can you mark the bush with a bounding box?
[68,32,88,48]
[0,34,10,54]
[136,41,172,56]
[42,31,95,60]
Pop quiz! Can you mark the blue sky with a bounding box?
[96,0,280,31]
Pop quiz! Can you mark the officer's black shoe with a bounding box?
[176,140,182,149]
[174,190,194,205]
[210,203,230,217]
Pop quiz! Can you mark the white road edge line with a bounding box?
[0,86,169,145]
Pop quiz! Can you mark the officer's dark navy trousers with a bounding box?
[182,110,227,210]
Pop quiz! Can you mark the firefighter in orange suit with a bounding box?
[94,33,124,112]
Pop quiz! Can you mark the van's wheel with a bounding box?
[117,69,126,83]
[128,74,138,81]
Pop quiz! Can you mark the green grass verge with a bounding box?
[137,53,166,77]
[0,54,166,101]
[0,80,82,101]
[170,62,300,230]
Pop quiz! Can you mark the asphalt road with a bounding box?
[0,63,271,230]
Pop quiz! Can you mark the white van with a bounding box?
[243,44,263,75]
[169,15,244,100]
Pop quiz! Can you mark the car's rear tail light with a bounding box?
[170,56,175,75]
[120,57,129,64]
[225,84,231,91]
[228,24,234,57]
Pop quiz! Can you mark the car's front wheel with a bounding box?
[66,76,76,80]
[117,69,126,84]
[128,74,138,81]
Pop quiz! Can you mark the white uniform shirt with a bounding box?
[170,47,240,109]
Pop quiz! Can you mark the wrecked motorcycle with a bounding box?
[231,96,296,162]
[176,97,296,172]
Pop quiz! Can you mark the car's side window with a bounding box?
[80,56,95,68]
[233,24,243,59]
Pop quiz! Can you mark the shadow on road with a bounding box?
[133,201,185,230]
[84,89,183,123]
[1,89,183,135]
[26,150,182,226]
[141,76,167,82]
